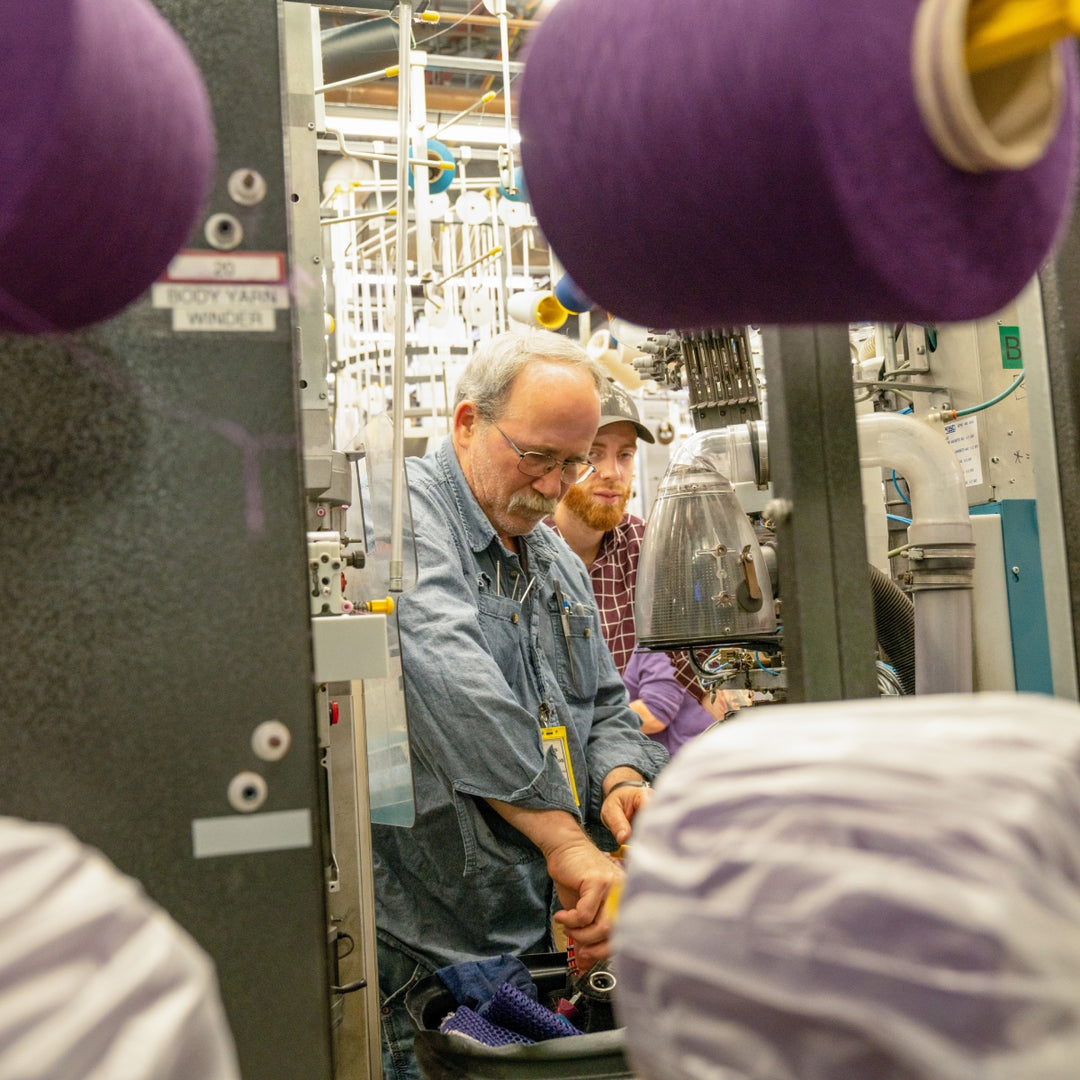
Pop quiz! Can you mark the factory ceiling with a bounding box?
[320,1,549,116]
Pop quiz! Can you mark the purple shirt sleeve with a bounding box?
[623,650,685,727]
[624,650,718,758]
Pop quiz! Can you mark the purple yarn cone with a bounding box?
[519,0,1079,328]
[0,0,216,334]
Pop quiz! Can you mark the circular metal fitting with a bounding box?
[227,771,268,813]
[204,212,243,251]
[251,720,292,762]
[227,168,267,206]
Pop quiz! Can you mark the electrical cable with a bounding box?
[955,371,1025,416]
[932,372,1026,422]
[755,652,780,676]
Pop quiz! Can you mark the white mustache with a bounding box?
[507,491,558,516]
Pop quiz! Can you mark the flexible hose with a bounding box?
[869,564,916,694]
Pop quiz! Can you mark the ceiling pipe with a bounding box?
[327,82,514,114]
[321,17,403,84]
[320,11,533,85]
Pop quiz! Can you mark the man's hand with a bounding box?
[600,769,652,845]
[546,833,624,971]
[486,800,624,970]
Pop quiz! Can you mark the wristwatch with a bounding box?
[606,779,651,796]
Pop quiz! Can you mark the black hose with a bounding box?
[869,564,916,694]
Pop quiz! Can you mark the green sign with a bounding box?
[999,325,1023,369]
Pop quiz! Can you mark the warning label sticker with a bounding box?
[942,416,983,487]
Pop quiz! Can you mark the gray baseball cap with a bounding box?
[598,380,655,443]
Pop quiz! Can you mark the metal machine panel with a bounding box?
[760,326,879,703]
[915,309,1037,505]
[1040,180,1080,697]
[971,501,1053,695]
[0,3,333,1077]
[969,512,1016,693]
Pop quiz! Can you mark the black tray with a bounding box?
[405,952,634,1080]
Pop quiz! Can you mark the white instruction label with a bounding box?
[151,283,289,333]
[942,416,983,487]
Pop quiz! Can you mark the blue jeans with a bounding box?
[377,937,434,1080]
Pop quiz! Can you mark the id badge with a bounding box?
[540,724,579,806]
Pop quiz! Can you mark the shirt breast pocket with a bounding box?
[476,592,530,687]
[549,600,599,701]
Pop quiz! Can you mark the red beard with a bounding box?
[560,480,629,532]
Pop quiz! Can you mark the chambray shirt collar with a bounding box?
[433,435,562,567]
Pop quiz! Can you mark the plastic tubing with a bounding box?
[956,371,1025,416]
[857,413,973,694]
[928,371,1026,421]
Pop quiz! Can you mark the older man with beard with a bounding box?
[373,330,666,1080]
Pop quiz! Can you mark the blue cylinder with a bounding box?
[499,165,528,203]
[553,273,593,313]
[409,138,457,195]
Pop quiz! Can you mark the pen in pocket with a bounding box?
[553,580,577,684]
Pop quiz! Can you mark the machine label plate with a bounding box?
[151,281,289,332]
[163,250,286,282]
[192,808,312,858]
[943,416,984,486]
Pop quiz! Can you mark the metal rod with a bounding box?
[433,91,498,139]
[320,207,395,226]
[315,64,399,96]
[389,2,412,593]
[430,246,502,288]
[324,126,454,169]
[494,1,517,192]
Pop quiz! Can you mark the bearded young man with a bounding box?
[547,384,740,745]
[546,381,655,676]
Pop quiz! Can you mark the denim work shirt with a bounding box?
[373,437,667,969]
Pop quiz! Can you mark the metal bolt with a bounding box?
[991,456,1000,464]
[313,255,322,264]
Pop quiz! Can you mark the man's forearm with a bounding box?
[485,798,587,859]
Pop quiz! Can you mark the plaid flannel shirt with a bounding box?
[547,513,707,699]
[547,514,645,675]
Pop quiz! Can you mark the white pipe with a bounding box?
[856,413,973,694]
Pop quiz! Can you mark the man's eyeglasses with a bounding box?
[485,416,595,484]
